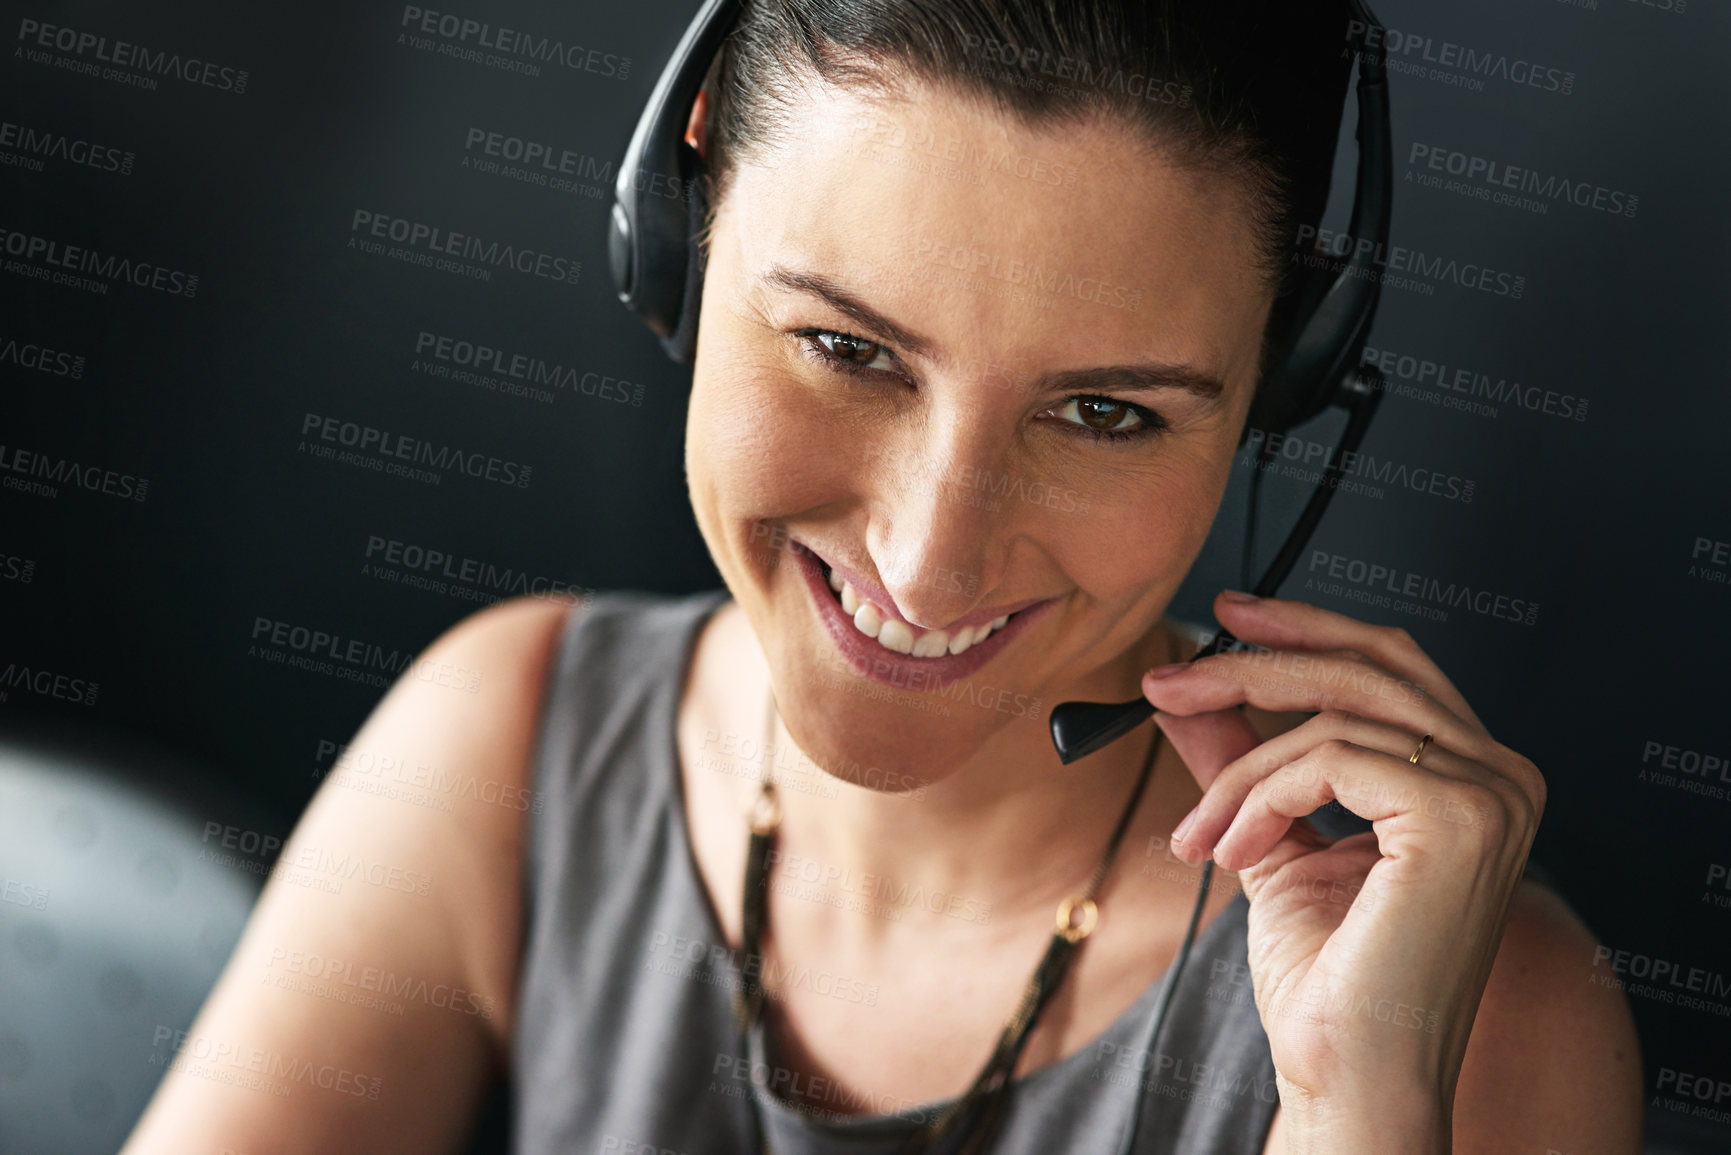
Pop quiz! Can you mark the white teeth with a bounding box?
[852,602,883,638]
[828,574,1012,658]
[877,619,916,654]
[912,630,951,659]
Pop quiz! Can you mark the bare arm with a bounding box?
[121,595,576,1155]
[1447,877,1644,1154]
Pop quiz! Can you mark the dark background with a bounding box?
[3,0,1727,1151]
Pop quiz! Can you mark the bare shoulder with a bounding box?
[1451,876,1644,1153]
[296,592,582,1037]
[121,594,580,1155]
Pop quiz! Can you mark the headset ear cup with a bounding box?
[1244,237,1352,443]
[1242,278,1310,442]
[661,150,711,365]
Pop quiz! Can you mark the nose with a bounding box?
[863,410,1016,632]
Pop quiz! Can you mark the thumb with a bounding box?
[1152,706,1262,792]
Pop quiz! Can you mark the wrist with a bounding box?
[1275,1072,1451,1155]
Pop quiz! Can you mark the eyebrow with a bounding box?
[761,263,1226,401]
[1041,363,1224,401]
[764,265,936,357]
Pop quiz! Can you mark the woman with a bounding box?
[122,1,1642,1152]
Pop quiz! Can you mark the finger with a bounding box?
[1210,591,1485,730]
[1143,647,1483,761]
[1238,829,1381,912]
[1174,711,1495,866]
[1152,707,1263,793]
[1210,740,1515,873]
[1217,709,1487,793]
[1224,811,1337,890]
[1156,706,1335,873]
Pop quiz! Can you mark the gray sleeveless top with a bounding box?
[511,588,1281,1155]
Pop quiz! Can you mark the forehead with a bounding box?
[718,78,1274,386]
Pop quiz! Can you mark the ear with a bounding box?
[684,89,709,158]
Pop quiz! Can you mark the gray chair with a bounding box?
[0,718,510,1154]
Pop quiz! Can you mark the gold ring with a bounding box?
[1409,733,1434,765]
[1055,896,1098,943]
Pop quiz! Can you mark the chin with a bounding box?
[769,663,992,794]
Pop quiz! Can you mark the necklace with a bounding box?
[731,689,1163,1155]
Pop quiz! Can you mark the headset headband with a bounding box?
[608,0,1390,438]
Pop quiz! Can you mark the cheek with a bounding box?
[686,358,851,528]
[1047,442,1232,604]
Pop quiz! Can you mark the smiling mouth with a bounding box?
[784,537,1042,664]
[815,559,1016,658]
[786,537,1057,688]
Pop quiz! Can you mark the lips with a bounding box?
[788,538,1054,688]
[828,567,1013,657]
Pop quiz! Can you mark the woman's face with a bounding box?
[685,77,1274,788]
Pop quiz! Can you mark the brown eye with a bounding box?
[800,328,900,376]
[817,331,884,364]
[1074,397,1139,431]
[1046,396,1163,444]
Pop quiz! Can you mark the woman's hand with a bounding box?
[1142,591,1548,1154]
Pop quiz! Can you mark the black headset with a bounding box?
[608,0,1393,764]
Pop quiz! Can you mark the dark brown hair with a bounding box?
[701,0,1354,292]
